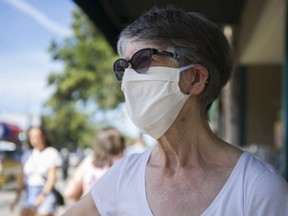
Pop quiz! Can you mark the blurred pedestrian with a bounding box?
[60,148,70,180]
[63,127,125,200]
[10,126,62,216]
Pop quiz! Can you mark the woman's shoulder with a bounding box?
[90,149,152,215]
[240,152,288,214]
[42,147,62,166]
[113,148,152,171]
[43,146,61,155]
[94,148,152,184]
[241,151,279,174]
[240,151,287,191]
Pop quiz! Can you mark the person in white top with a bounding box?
[61,6,288,216]
[10,127,62,216]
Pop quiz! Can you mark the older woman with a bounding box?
[62,6,288,216]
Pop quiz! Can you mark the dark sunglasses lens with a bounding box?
[131,49,152,74]
[113,59,128,81]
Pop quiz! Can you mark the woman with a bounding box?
[62,6,288,216]
[64,127,125,200]
[11,127,62,216]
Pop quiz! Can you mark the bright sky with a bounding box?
[0,0,153,143]
[0,0,74,116]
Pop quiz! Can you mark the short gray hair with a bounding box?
[117,6,233,119]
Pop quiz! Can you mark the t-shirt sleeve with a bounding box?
[246,168,288,215]
[47,147,62,168]
[90,158,125,216]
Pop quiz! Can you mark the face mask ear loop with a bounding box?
[179,64,195,72]
[177,64,195,96]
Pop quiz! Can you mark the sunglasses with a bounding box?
[113,48,179,81]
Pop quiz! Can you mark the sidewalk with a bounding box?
[0,168,76,216]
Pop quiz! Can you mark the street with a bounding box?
[0,169,75,216]
[0,189,72,216]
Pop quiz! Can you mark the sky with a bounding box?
[0,0,154,144]
[0,0,74,116]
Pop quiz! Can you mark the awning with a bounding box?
[0,123,23,142]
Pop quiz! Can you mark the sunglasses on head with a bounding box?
[113,48,179,81]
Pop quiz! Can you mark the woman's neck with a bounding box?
[36,145,46,152]
[152,98,233,171]
[157,118,217,169]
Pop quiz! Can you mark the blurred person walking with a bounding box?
[63,127,125,201]
[10,127,62,216]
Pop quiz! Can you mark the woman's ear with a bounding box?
[181,65,209,95]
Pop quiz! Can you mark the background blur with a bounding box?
[0,0,157,150]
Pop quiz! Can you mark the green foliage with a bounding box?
[42,104,96,150]
[48,9,123,109]
[44,9,124,150]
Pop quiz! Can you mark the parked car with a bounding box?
[0,141,22,189]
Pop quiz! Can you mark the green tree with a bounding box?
[42,104,96,150]
[48,9,123,109]
[43,9,123,150]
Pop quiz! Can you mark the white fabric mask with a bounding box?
[121,65,194,139]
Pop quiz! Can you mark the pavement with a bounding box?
[0,168,76,216]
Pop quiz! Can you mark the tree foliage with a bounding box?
[42,104,96,150]
[43,9,124,150]
[48,9,123,109]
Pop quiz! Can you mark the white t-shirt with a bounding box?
[124,143,147,156]
[22,147,62,186]
[91,149,288,216]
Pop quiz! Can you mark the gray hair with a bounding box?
[117,6,233,119]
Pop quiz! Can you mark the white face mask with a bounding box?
[121,65,194,139]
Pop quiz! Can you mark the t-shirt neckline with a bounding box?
[141,149,247,216]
